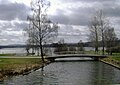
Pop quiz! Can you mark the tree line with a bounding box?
[54,39,84,54]
[88,10,119,55]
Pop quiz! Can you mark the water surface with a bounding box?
[0,61,120,85]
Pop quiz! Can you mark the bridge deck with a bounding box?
[45,54,107,60]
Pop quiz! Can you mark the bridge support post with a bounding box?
[92,57,99,61]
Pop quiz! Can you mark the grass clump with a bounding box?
[0,58,44,79]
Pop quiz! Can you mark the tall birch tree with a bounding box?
[27,0,58,64]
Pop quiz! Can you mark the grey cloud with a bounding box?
[13,22,28,31]
[0,0,10,4]
[50,7,94,26]
[50,15,69,25]
[1,34,18,39]
[0,30,23,40]
[58,25,81,36]
[102,5,120,18]
[0,3,30,20]
[115,19,120,25]
[0,21,28,31]
[0,0,120,44]
[49,9,70,24]
[60,0,117,3]
[50,0,120,26]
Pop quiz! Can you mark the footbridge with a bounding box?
[45,54,107,61]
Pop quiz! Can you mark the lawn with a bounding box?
[0,58,44,79]
[0,54,16,56]
[110,57,120,61]
[0,58,42,69]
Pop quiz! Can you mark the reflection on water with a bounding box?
[0,61,120,85]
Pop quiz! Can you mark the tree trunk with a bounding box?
[40,40,44,64]
[95,47,98,54]
[32,47,34,55]
[95,27,99,54]
[37,47,39,56]
[102,34,105,55]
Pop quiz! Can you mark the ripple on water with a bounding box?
[0,61,120,85]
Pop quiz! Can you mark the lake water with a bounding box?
[0,48,26,54]
[0,47,97,54]
[0,61,120,85]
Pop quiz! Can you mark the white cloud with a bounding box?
[0,0,120,45]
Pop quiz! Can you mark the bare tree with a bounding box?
[97,10,109,55]
[89,10,111,55]
[104,27,118,55]
[88,15,100,53]
[26,0,58,64]
[25,20,37,55]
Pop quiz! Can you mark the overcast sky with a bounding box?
[0,0,120,45]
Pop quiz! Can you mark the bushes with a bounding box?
[69,46,76,51]
[106,46,120,54]
[54,44,68,52]
[54,44,85,54]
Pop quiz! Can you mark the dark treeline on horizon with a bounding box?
[0,39,120,49]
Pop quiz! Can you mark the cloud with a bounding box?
[50,7,94,26]
[0,1,30,45]
[102,5,120,18]
[50,0,120,26]
[60,0,117,3]
[58,25,81,36]
[0,0,120,45]
[0,30,25,45]
[56,24,89,43]
[0,20,28,45]
[0,2,30,21]
[49,0,120,40]
[0,20,28,31]
[0,0,10,4]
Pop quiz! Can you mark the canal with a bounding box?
[0,61,120,85]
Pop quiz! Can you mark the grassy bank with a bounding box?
[100,56,120,69]
[0,53,16,56]
[0,58,50,80]
[83,51,120,69]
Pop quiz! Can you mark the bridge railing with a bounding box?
[54,51,85,55]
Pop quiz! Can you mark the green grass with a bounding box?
[0,58,42,64]
[84,51,97,54]
[110,57,120,61]
[108,53,120,61]
[0,58,45,79]
[0,58,42,71]
[0,54,16,56]
[84,51,120,62]
[111,53,120,57]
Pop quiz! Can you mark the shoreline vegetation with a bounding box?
[100,57,120,69]
[0,52,119,81]
[0,57,51,81]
